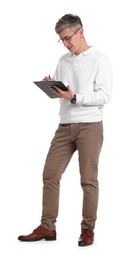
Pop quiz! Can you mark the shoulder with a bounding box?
[57,53,73,67]
[93,47,112,66]
[59,52,71,61]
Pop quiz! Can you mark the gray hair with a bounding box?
[55,14,83,34]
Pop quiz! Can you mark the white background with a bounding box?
[0,0,136,259]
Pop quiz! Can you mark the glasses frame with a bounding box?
[58,28,80,44]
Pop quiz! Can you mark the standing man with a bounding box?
[18,14,112,246]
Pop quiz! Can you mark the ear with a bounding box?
[79,28,84,38]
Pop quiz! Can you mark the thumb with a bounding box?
[67,85,73,93]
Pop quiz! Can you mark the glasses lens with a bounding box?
[58,29,80,44]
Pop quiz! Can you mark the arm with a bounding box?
[76,57,113,106]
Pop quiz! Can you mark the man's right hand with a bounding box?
[43,75,53,81]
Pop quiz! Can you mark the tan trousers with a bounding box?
[41,122,103,230]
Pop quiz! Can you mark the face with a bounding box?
[58,27,83,55]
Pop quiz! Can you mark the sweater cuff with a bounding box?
[76,94,84,105]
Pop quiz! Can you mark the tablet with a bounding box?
[33,80,67,98]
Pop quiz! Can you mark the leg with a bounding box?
[41,124,76,230]
[76,122,103,230]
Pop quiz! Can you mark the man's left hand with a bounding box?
[52,85,74,101]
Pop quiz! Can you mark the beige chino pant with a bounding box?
[41,122,103,230]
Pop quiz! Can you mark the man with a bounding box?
[18,14,112,246]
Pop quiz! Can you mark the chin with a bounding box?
[68,46,75,53]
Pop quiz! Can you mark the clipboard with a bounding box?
[33,80,67,98]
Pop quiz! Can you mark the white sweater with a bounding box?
[54,46,113,123]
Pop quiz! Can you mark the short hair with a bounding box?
[55,14,83,34]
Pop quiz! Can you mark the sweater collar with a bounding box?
[72,46,95,59]
[82,46,95,56]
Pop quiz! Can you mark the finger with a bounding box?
[51,87,62,97]
[67,85,74,95]
[67,85,72,92]
[53,86,63,94]
[43,76,49,80]
[43,76,52,81]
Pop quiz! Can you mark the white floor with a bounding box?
[1,223,136,260]
[1,0,136,259]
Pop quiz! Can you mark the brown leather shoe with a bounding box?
[78,228,94,246]
[18,226,56,242]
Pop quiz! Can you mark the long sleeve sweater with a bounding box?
[54,46,113,123]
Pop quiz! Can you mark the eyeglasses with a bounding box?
[58,28,80,44]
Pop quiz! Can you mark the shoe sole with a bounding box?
[78,241,93,247]
[18,236,56,242]
[45,236,56,241]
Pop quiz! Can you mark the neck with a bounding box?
[74,40,90,55]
